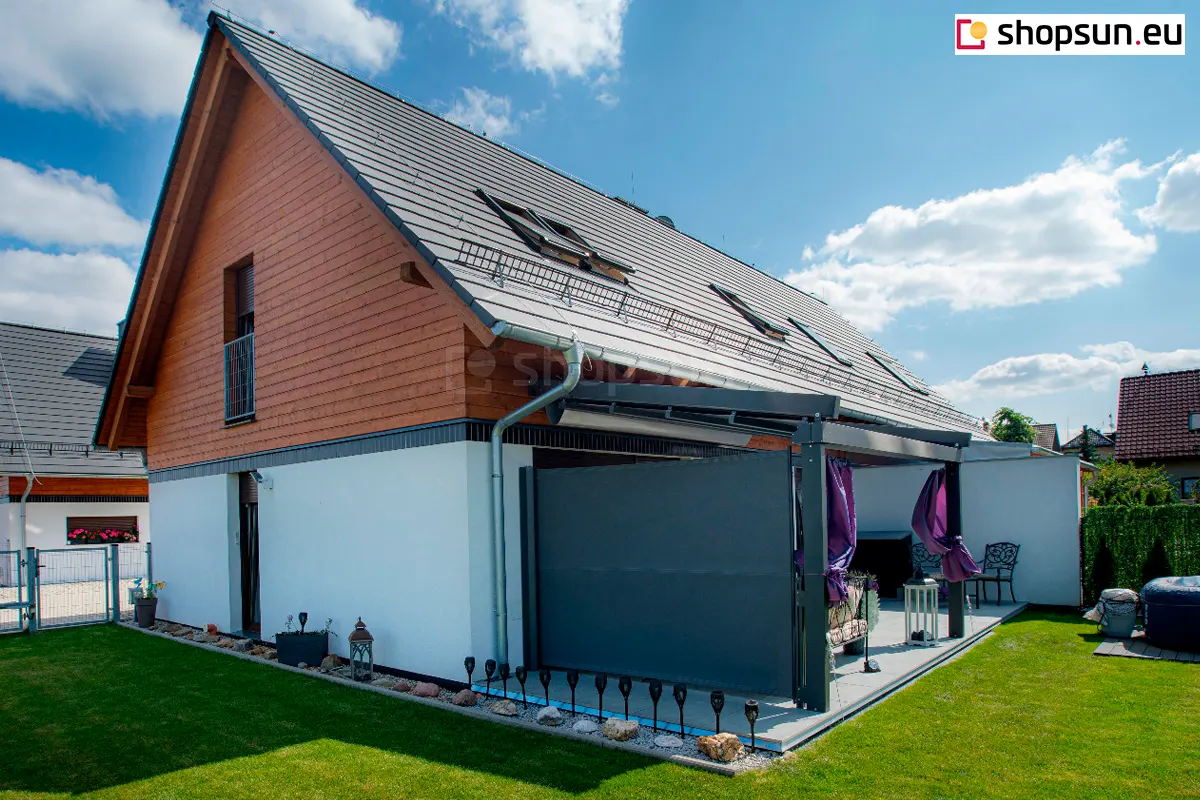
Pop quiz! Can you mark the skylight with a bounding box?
[479,190,634,284]
[789,318,852,366]
[868,352,929,395]
[711,285,788,340]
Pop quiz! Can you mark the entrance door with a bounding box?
[238,473,261,632]
[532,450,795,696]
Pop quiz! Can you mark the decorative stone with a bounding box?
[232,639,253,652]
[601,718,640,742]
[571,720,600,734]
[392,681,413,693]
[370,677,397,688]
[320,654,342,669]
[167,624,188,636]
[654,735,683,749]
[297,662,309,670]
[697,732,745,763]
[451,689,477,706]
[193,634,216,644]
[490,699,519,716]
[249,646,268,656]
[410,682,440,698]
[536,706,564,726]
[215,638,236,649]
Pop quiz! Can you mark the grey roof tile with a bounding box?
[216,16,986,436]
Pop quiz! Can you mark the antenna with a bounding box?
[631,169,635,201]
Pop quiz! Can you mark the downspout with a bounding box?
[17,471,32,555]
[489,322,585,665]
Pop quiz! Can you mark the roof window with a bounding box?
[789,317,852,366]
[480,190,633,284]
[1189,412,1199,431]
[868,352,929,395]
[711,284,788,341]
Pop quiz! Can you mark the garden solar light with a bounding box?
[484,658,496,698]
[566,669,580,716]
[539,667,552,706]
[618,676,633,720]
[464,656,475,688]
[515,666,528,708]
[594,672,608,722]
[499,662,510,698]
[744,700,759,752]
[648,679,663,732]
[673,683,688,739]
[298,612,308,633]
[710,689,725,734]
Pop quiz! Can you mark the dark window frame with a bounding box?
[223,257,256,424]
[867,351,930,395]
[788,317,853,366]
[478,190,635,284]
[1182,477,1199,499]
[710,284,789,341]
[1189,412,1200,431]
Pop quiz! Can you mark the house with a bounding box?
[1032,423,1061,453]
[96,14,1001,711]
[1115,368,1200,499]
[1062,427,1117,462]
[0,322,149,577]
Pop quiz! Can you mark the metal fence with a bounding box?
[224,332,255,422]
[116,542,150,621]
[36,547,110,629]
[0,550,24,633]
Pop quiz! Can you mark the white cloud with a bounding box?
[0,158,148,249]
[444,87,542,138]
[936,342,1200,404]
[233,0,402,74]
[908,350,928,363]
[0,0,200,119]
[0,250,134,335]
[785,141,1164,332]
[435,0,628,80]
[1137,151,1200,231]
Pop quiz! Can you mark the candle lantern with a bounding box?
[904,576,940,647]
[348,617,374,682]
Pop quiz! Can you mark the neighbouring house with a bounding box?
[1062,427,1117,462]
[94,14,1082,713]
[1116,368,1200,499]
[0,323,149,580]
[1032,423,1061,453]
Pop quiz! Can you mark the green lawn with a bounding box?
[0,612,1197,799]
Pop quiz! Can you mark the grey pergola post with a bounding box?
[794,424,829,712]
[946,461,965,638]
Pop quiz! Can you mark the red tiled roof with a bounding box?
[1115,369,1200,461]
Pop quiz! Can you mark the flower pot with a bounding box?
[275,632,329,667]
[134,597,158,629]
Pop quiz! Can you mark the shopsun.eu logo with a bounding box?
[955,14,1185,55]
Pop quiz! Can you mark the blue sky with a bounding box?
[0,0,1197,440]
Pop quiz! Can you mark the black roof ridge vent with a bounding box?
[654,214,676,229]
[610,195,649,214]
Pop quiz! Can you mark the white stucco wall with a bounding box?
[1,500,150,583]
[149,473,240,631]
[144,440,535,682]
[853,454,1082,606]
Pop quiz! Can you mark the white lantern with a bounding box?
[904,577,940,647]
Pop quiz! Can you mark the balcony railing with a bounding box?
[224,332,255,422]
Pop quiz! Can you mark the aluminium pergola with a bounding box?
[548,381,972,713]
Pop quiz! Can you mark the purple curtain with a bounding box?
[910,468,980,582]
[825,457,857,604]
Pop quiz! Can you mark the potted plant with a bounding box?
[274,613,335,667]
[130,578,165,628]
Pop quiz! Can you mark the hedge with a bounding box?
[1081,505,1200,604]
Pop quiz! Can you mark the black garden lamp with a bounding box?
[648,679,663,732]
[618,676,633,720]
[464,656,476,689]
[710,689,725,734]
[539,667,552,706]
[673,683,688,739]
[515,666,528,709]
[348,618,374,682]
[744,700,760,753]
[566,669,580,717]
[594,672,608,722]
[484,659,497,698]
[499,663,510,699]
[298,612,309,633]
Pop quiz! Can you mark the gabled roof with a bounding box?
[0,322,144,477]
[99,14,987,443]
[1062,427,1116,451]
[1032,423,1060,452]
[1116,368,1200,461]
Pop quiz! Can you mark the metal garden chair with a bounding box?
[970,542,1020,606]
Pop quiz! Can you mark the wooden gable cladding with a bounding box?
[144,79,470,470]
